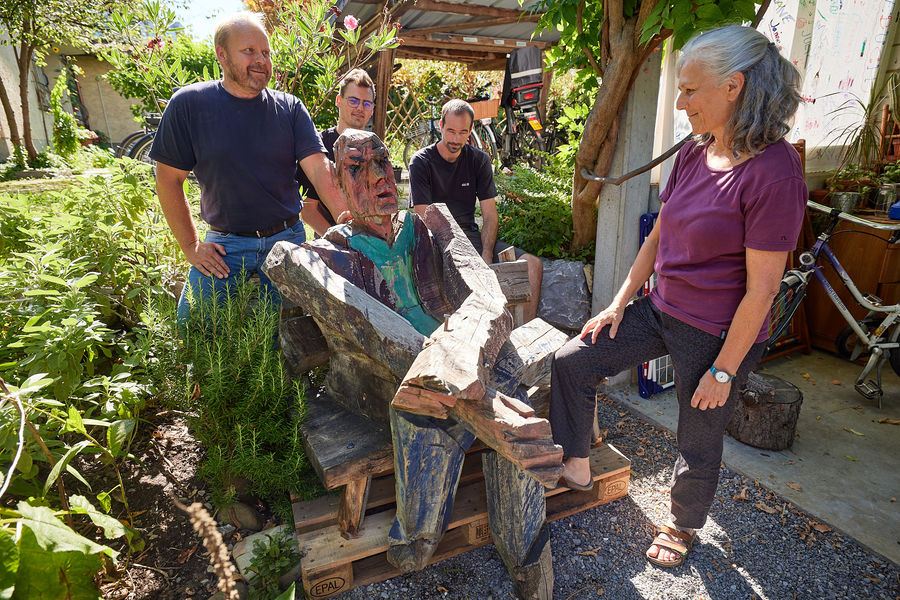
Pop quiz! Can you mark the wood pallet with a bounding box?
[291,442,631,599]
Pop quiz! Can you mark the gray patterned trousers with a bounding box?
[549,295,765,529]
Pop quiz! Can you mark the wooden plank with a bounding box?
[300,394,393,490]
[489,318,568,396]
[489,260,531,304]
[402,32,551,51]
[302,562,353,599]
[408,0,537,20]
[295,444,631,598]
[406,14,541,37]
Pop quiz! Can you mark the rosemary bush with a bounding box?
[180,280,322,518]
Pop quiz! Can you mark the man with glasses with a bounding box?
[297,68,376,234]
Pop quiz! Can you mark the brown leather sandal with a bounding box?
[646,525,696,568]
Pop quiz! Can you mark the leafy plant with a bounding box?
[179,279,321,519]
[50,74,83,157]
[261,0,400,127]
[881,161,900,184]
[247,527,300,600]
[825,73,900,172]
[496,164,594,262]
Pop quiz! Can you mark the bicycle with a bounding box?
[496,101,545,171]
[767,199,900,407]
[115,111,162,160]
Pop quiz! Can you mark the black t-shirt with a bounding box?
[409,143,497,231]
[296,126,339,201]
[149,80,324,233]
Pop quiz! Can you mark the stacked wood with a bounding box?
[291,443,631,600]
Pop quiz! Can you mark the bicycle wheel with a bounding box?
[889,325,900,376]
[128,132,157,167]
[472,120,498,163]
[514,120,545,170]
[403,119,437,169]
[767,272,808,349]
[116,130,146,158]
[835,318,878,360]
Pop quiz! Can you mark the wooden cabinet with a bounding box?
[804,214,900,351]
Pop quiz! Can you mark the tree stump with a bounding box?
[726,372,802,451]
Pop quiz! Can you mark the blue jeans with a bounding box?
[176,222,306,330]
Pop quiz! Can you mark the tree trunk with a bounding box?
[18,42,38,162]
[0,69,23,162]
[570,0,662,251]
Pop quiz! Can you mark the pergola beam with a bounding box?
[404,14,541,37]
[395,47,505,63]
[410,0,536,19]
[402,33,550,53]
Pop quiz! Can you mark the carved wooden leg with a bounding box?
[387,407,475,572]
[337,476,371,539]
[483,450,553,600]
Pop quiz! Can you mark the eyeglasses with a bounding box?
[345,96,374,110]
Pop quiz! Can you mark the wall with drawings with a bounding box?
[790,0,897,171]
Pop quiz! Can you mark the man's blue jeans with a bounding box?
[176,222,306,330]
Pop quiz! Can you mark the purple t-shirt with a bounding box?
[650,139,806,343]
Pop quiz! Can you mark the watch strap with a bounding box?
[709,365,735,382]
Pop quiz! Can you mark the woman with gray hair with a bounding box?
[549,25,807,568]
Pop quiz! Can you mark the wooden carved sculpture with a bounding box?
[262,130,565,599]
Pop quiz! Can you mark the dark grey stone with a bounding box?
[537,259,590,331]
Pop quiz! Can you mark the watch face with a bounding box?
[715,370,730,383]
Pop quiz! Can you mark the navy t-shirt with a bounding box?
[149,80,325,233]
[409,143,496,231]
[296,126,339,201]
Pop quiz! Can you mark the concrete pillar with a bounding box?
[591,49,662,386]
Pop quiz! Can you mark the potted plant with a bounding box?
[826,164,880,212]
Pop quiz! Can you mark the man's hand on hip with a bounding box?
[184,241,229,279]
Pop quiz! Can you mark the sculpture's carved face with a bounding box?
[335,130,399,228]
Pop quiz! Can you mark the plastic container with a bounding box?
[889,199,900,220]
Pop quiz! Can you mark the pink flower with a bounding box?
[343,15,359,31]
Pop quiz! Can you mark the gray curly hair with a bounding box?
[677,25,801,157]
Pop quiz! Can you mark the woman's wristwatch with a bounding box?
[709,365,735,383]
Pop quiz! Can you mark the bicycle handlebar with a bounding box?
[807,199,900,231]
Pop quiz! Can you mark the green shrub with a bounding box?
[495,165,594,262]
[50,76,83,158]
[180,280,322,519]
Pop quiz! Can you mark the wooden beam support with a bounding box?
[402,32,551,52]
[373,48,395,139]
[468,57,508,71]
[338,477,372,539]
[396,48,504,63]
[405,14,541,37]
[410,0,538,20]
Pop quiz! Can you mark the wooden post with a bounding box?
[538,64,552,124]
[373,48,395,139]
[337,476,371,539]
[387,407,474,572]
[483,451,552,600]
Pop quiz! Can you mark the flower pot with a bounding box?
[830,191,859,213]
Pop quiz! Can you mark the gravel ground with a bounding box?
[337,394,899,600]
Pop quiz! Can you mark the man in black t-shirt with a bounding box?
[296,68,376,235]
[150,12,348,329]
[409,99,543,321]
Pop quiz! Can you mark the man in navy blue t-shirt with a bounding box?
[409,99,543,321]
[150,12,348,328]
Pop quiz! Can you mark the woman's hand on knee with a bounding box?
[690,370,731,410]
[580,305,624,343]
